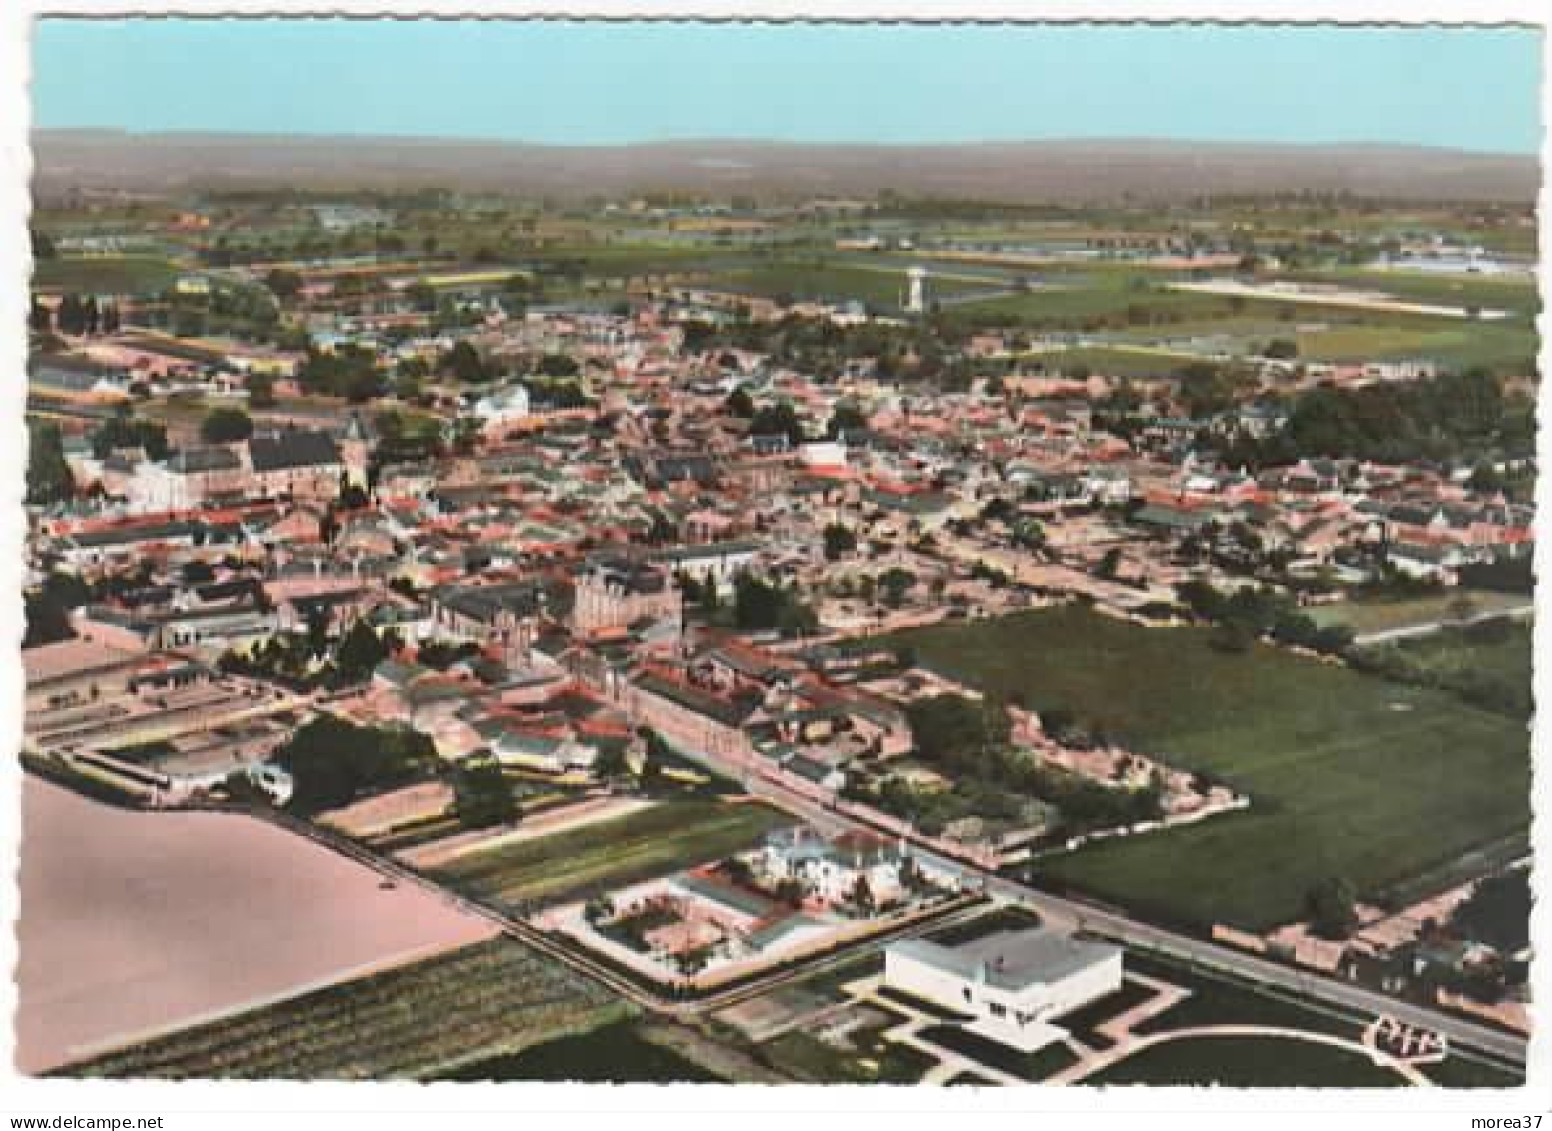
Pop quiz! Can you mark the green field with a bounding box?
[1307,590,1531,637]
[1293,321,1537,370]
[941,273,1240,328]
[1388,622,1532,698]
[32,255,181,296]
[531,243,770,278]
[430,800,793,908]
[61,938,623,1079]
[883,606,1530,930]
[1086,1034,1408,1087]
[1355,619,1534,723]
[1285,268,1542,320]
[1090,307,1537,373]
[1024,345,1202,379]
[439,1018,722,1083]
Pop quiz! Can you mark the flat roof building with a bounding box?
[884,926,1123,1052]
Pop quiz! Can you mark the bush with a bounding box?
[200,406,254,444]
[1305,876,1359,940]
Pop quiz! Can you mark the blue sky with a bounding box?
[31,20,1544,153]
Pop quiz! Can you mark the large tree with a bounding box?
[335,619,389,684]
[271,715,436,813]
[451,756,519,830]
[440,340,490,383]
[263,268,303,301]
[748,401,807,447]
[823,523,857,562]
[200,406,255,444]
[26,421,74,505]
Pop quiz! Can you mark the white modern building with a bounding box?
[798,440,848,470]
[884,927,1124,1052]
[471,383,533,429]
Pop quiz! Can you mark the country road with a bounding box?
[29,745,1528,1074]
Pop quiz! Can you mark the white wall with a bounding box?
[884,944,1124,1029]
[884,948,978,1012]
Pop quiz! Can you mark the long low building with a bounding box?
[884,927,1123,1051]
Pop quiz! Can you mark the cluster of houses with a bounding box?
[568,826,924,981]
[23,245,1533,844]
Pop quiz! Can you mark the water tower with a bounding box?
[904,266,928,314]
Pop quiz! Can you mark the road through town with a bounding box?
[739,768,1529,1066]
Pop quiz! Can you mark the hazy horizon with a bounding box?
[32,20,1543,155]
[29,126,1535,158]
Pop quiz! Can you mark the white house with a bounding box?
[799,440,848,470]
[481,725,599,776]
[884,928,1123,1052]
[653,540,762,597]
[760,827,905,907]
[471,383,533,430]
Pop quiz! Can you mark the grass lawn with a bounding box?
[1419,1052,1525,1089]
[917,1024,1078,1082]
[1306,590,1530,636]
[1124,953,1365,1041]
[759,1005,936,1084]
[33,255,181,296]
[791,951,885,1002]
[881,606,1530,930]
[429,799,793,908]
[875,986,974,1022]
[439,1018,723,1083]
[924,904,1044,945]
[1086,1034,1409,1087]
[1051,978,1160,1050]
[946,1070,999,1085]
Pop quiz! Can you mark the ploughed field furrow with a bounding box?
[63,938,617,1079]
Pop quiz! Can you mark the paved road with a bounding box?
[983,876,1528,1065]
[709,758,1529,1066]
[134,766,1527,1071]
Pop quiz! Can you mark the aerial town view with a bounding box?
[13,18,1540,1091]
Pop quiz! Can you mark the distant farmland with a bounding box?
[716,262,1002,312]
[879,606,1530,931]
[31,255,180,295]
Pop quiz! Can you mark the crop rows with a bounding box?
[62,938,621,1080]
